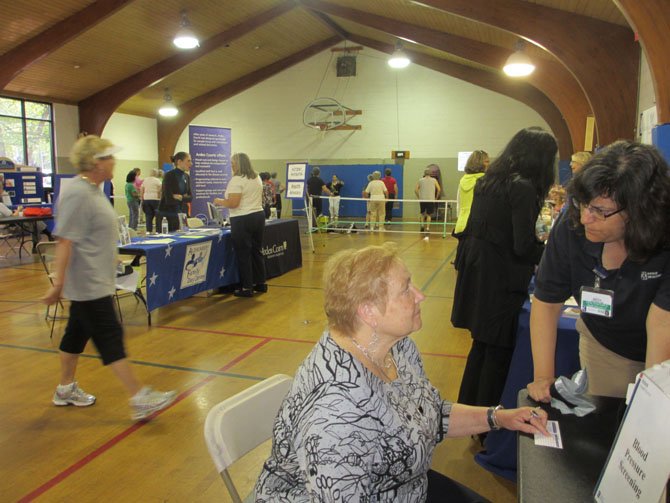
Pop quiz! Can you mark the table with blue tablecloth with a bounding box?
[474,300,581,481]
[118,219,302,317]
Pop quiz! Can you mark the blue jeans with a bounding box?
[127,199,140,230]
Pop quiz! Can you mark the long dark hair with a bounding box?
[125,170,137,183]
[171,152,190,165]
[567,140,670,262]
[477,127,556,206]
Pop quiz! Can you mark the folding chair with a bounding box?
[0,225,31,259]
[204,374,293,503]
[36,241,67,339]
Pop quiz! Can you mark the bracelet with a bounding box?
[487,405,504,430]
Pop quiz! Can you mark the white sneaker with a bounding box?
[53,381,96,407]
[130,387,177,421]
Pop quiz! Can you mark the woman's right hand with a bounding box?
[42,284,62,306]
[527,376,555,403]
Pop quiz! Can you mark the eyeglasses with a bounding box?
[572,198,624,220]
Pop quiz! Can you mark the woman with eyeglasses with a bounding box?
[528,140,670,401]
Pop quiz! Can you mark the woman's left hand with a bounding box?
[497,406,550,436]
[213,198,225,207]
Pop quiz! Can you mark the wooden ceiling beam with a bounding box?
[303,0,588,151]
[409,0,639,146]
[304,9,350,40]
[79,0,297,135]
[0,0,135,91]
[614,0,670,123]
[157,36,341,162]
[349,34,572,160]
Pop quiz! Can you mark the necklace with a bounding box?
[351,337,397,378]
[80,175,99,186]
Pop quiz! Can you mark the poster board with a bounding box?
[189,125,231,219]
[285,162,307,200]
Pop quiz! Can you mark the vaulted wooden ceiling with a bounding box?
[2,0,667,162]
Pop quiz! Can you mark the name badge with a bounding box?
[580,286,614,318]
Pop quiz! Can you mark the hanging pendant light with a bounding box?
[158,88,179,117]
[173,10,199,50]
[388,41,411,69]
[503,40,535,77]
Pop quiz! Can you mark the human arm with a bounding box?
[140,184,145,201]
[213,193,241,209]
[322,183,332,196]
[646,304,670,368]
[527,298,564,402]
[445,403,549,438]
[0,202,12,217]
[414,182,420,198]
[42,238,72,305]
[434,180,441,199]
[393,182,398,195]
[510,180,544,263]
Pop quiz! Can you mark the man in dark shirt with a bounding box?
[306,167,331,225]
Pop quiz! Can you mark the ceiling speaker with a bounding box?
[337,56,356,77]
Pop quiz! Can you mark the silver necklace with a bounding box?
[351,337,396,375]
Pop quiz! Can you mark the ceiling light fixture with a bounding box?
[503,40,535,77]
[388,41,411,69]
[173,10,199,50]
[158,88,179,117]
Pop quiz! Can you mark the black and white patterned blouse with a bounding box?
[254,331,453,502]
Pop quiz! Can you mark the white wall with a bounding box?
[102,113,158,160]
[175,48,549,160]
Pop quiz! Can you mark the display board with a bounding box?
[1,171,45,205]
[291,163,402,218]
[53,174,111,205]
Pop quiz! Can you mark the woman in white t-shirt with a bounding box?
[214,153,266,298]
[140,169,162,233]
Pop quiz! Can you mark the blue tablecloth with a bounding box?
[119,219,302,311]
[474,301,581,480]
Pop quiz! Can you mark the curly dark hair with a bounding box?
[476,127,557,208]
[567,140,670,262]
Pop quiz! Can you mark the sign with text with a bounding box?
[286,181,305,199]
[595,362,670,503]
[189,125,231,219]
[287,162,307,180]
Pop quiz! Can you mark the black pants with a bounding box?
[274,197,282,219]
[426,470,489,502]
[385,194,396,221]
[230,211,266,290]
[310,195,323,225]
[60,296,126,365]
[458,340,514,407]
[157,214,180,232]
[142,200,159,232]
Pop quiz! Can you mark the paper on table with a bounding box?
[180,235,206,239]
[122,238,176,245]
[534,420,563,449]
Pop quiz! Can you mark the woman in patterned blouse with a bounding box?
[255,243,549,502]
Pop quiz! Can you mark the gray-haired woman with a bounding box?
[42,135,176,421]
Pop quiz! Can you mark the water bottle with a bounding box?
[161,220,168,234]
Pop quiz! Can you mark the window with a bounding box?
[0,96,55,187]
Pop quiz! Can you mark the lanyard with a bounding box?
[592,266,608,289]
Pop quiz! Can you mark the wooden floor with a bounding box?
[1,221,516,502]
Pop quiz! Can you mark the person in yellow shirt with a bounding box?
[454,150,489,235]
